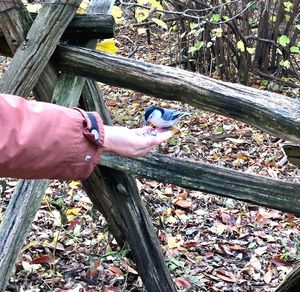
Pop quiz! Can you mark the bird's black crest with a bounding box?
[144,106,159,120]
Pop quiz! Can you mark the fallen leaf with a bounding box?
[121,261,138,274]
[167,236,181,249]
[175,277,192,289]
[181,241,201,248]
[96,39,118,54]
[215,270,237,283]
[228,245,245,252]
[174,199,192,209]
[102,286,120,292]
[22,261,42,273]
[264,266,273,284]
[109,266,123,276]
[31,254,55,265]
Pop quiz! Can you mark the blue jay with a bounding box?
[144,106,190,129]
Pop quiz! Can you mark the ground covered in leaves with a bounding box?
[1,6,300,292]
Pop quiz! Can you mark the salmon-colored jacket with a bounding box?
[0,94,104,180]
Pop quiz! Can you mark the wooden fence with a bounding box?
[0,0,299,291]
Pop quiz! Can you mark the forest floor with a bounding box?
[1,5,300,292]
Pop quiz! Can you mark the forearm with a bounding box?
[0,94,104,180]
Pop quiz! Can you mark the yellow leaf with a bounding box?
[137,0,163,10]
[26,4,42,13]
[246,47,255,54]
[111,6,124,25]
[151,18,168,30]
[217,223,226,234]
[252,133,264,143]
[111,6,122,18]
[77,0,90,14]
[137,28,147,35]
[65,208,80,222]
[135,7,150,23]
[148,0,163,10]
[167,236,181,249]
[96,38,118,54]
[237,40,245,52]
[68,180,80,188]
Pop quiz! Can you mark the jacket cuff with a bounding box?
[72,108,105,179]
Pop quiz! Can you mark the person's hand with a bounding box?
[102,125,172,157]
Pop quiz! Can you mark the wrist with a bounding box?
[103,125,113,152]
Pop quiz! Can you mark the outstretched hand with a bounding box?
[103,125,172,157]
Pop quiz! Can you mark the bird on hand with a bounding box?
[144,106,190,134]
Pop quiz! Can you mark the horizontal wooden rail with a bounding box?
[52,45,300,144]
[1,45,299,145]
[100,153,300,214]
[0,13,114,56]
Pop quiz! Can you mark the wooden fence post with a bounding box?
[0,0,82,289]
[0,1,177,291]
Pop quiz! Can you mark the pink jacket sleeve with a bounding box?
[0,94,104,180]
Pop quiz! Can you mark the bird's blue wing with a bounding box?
[162,109,186,121]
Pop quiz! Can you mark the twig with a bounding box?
[256,69,300,89]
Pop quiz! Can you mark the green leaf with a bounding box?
[194,41,204,49]
[248,241,257,249]
[211,13,221,22]
[248,17,253,25]
[189,22,198,30]
[279,59,290,69]
[212,28,223,38]
[296,24,300,30]
[290,46,300,53]
[214,125,223,134]
[188,41,203,54]
[278,35,290,47]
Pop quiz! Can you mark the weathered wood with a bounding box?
[0,13,114,45]
[0,0,81,290]
[0,1,32,53]
[275,261,300,292]
[0,0,82,97]
[0,1,58,100]
[28,12,114,41]
[0,180,49,291]
[51,0,176,289]
[283,142,300,166]
[53,45,300,144]
[81,80,177,292]
[100,153,300,214]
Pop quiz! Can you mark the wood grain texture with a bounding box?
[0,0,81,289]
[81,80,177,292]
[100,152,300,214]
[0,0,82,97]
[54,45,300,144]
